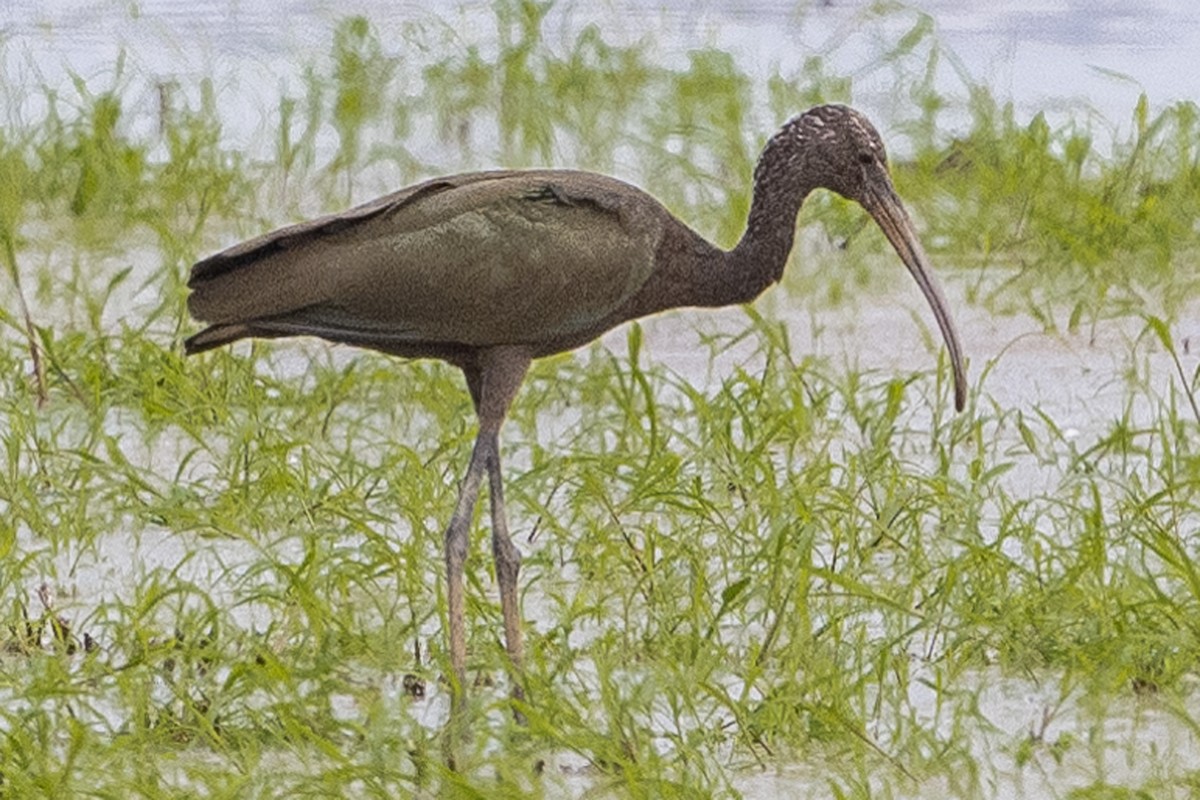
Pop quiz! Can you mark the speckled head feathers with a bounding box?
[754,104,893,203]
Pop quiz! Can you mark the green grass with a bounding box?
[2,2,1200,797]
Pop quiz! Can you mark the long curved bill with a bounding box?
[864,180,967,412]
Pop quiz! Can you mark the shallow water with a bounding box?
[5,1,1199,155]
[15,264,1200,795]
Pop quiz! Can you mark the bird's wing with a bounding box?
[187,170,665,348]
[187,176,460,284]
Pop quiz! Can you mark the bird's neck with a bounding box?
[628,134,817,317]
[711,166,812,306]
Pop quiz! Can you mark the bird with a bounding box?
[184,103,967,723]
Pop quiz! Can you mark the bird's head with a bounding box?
[764,104,968,411]
[780,104,893,202]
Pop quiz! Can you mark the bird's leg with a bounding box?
[485,437,527,716]
[463,348,531,719]
[443,430,491,712]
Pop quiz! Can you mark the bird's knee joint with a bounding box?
[445,528,469,567]
[493,538,521,580]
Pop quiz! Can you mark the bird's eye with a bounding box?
[857,152,874,166]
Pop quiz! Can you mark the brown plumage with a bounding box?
[185,104,967,721]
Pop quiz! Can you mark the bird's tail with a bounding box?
[183,323,256,355]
